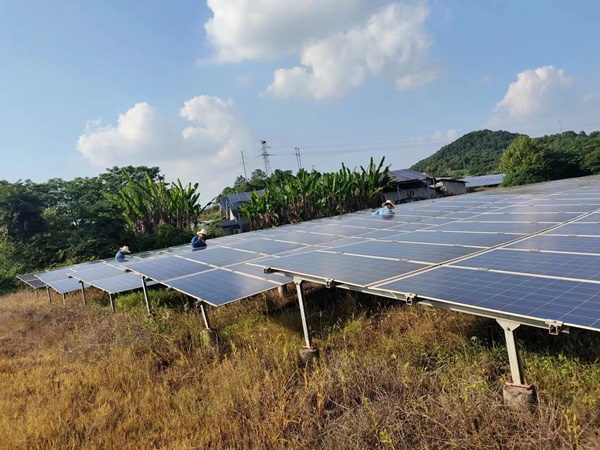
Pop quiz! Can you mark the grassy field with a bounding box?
[1,286,599,449]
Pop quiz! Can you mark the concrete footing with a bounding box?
[299,346,319,366]
[503,382,537,408]
[201,328,218,347]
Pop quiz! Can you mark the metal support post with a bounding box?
[199,303,211,330]
[108,293,115,312]
[62,293,66,304]
[46,286,52,303]
[295,278,312,348]
[141,277,151,315]
[497,320,524,386]
[80,281,87,306]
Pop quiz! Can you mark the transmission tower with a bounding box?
[240,151,248,179]
[295,147,303,171]
[260,140,272,176]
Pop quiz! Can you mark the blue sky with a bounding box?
[1,0,599,202]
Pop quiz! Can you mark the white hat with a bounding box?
[120,246,131,253]
[198,229,207,235]
[382,200,395,208]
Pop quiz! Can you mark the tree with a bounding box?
[499,136,550,174]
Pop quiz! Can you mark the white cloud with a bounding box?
[486,66,581,135]
[204,1,437,99]
[204,0,372,63]
[76,96,254,201]
[494,66,573,117]
[263,3,437,99]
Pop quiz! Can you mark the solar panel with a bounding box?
[230,239,307,255]
[574,213,600,223]
[451,248,600,281]
[548,223,600,236]
[461,174,505,187]
[501,204,596,213]
[393,231,518,247]
[69,264,124,282]
[258,251,427,287]
[35,267,79,283]
[182,247,261,267]
[473,213,582,223]
[228,261,290,284]
[126,256,212,281]
[325,240,481,264]
[273,231,347,245]
[433,221,552,234]
[374,266,600,331]
[46,278,89,294]
[506,235,600,254]
[90,273,154,294]
[162,269,279,306]
[17,274,47,289]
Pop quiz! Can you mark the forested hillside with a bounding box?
[411,129,600,179]
[410,130,520,177]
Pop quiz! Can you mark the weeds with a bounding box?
[0,287,599,449]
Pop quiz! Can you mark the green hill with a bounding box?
[410,129,520,177]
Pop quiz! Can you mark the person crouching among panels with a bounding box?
[372,199,396,216]
[191,228,208,249]
[115,245,131,261]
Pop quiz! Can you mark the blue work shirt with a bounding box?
[372,207,395,216]
[191,235,207,249]
[115,251,125,261]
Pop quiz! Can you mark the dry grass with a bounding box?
[1,287,599,449]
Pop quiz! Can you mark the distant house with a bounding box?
[461,174,505,191]
[383,169,437,204]
[434,178,468,196]
[219,190,264,235]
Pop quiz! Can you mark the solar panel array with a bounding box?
[257,175,600,333]
[17,175,600,329]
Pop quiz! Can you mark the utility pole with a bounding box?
[240,150,248,179]
[260,140,272,177]
[295,147,303,171]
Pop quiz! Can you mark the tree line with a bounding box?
[0,166,204,292]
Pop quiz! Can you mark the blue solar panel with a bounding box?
[549,223,600,236]
[574,213,600,223]
[452,249,600,281]
[393,231,518,247]
[258,251,427,287]
[474,213,582,223]
[126,256,212,281]
[274,231,346,245]
[502,204,596,213]
[359,229,408,240]
[506,235,600,254]
[309,224,364,236]
[162,269,278,306]
[228,261,290,284]
[90,273,153,294]
[388,223,437,232]
[433,221,552,234]
[374,266,600,331]
[36,267,79,283]
[17,274,46,289]
[46,278,88,294]
[182,247,261,266]
[70,264,124,282]
[230,239,307,255]
[325,241,480,264]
